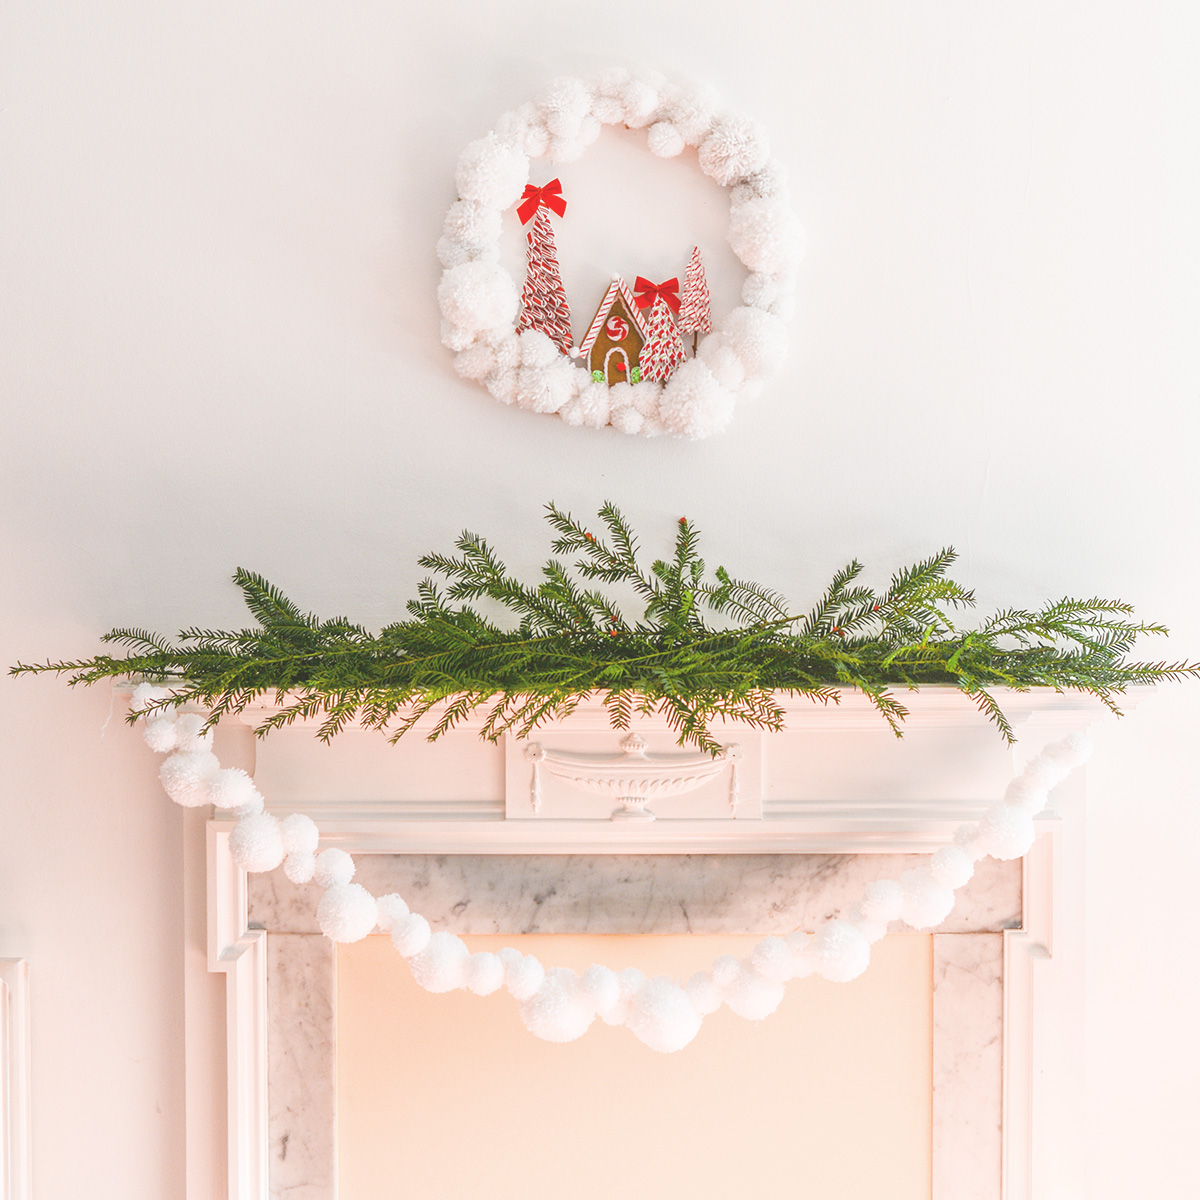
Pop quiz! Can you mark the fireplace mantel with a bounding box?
[189,687,1134,1200]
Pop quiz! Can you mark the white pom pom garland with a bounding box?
[439,71,804,440]
[135,707,1090,1052]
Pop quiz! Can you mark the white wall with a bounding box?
[1,2,1197,1196]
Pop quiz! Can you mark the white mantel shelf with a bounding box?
[211,687,1138,855]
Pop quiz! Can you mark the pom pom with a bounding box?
[898,868,957,929]
[485,329,522,370]
[609,405,644,435]
[375,893,409,933]
[558,378,610,428]
[143,716,179,754]
[659,360,737,439]
[520,967,595,1043]
[581,965,621,1018]
[131,682,174,716]
[1003,776,1049,815]
[390,913,431,958]
[439,317,477,350]
[283,851,315,885]
[208,768,263,815]
[974,804,1038,861]
[811,919,871,982]
[599,967,647,1027]
[729,198,806,273]
[741,271,785,311]
[698,115,770,185]
[684,970,722,1015]
[505,954,546,1003]
[859,879,904,924]
[954,822,989,862]
[626,976,702,1052]
[316,882,377,943]
[619,79,660,128]
[696,332,748,390]
[484,368,519,405]
[647,121,685,158]
[455,134,529,211]
[664,87,719,145]
[929,844,976,889]
[159,750,219,808]
[724,965,785,1021]
[280,813,319,856]
[514,361,580,415]
[409,931,470,993]
[729,162,791,206]
[711,955,740,989]
[229,812,284,873]
[518,328,561,369]
[313,847,355,888]
[784,931,816,979]
[453,342,498,382]
[175,712,214,752]
[749,936,791,983]
[442,199,502,248]
[721,306,789,382]
[437,260,519,333]
[1047,731,1092,768]
[536,76,593,124]
[466,952,506,996]
[591,94,625,124]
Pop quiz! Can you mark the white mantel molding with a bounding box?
[0,960,31,1200]
[187,687,1128,1200]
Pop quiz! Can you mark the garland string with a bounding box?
[133,682,1092,1053]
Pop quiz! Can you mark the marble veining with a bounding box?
[268,934,336,1200]
[250,853,1020,935]
[932,933,1004,1200]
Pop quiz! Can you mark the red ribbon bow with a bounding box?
[633,276,681,314]
[516,179,567,225]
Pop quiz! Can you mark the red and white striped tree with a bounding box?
[517,202,572,355]
[640,297,685,383]
[679,245,712,353]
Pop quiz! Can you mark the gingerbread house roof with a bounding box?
[577,275,649,355]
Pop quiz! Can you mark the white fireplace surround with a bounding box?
[192,688,1115,1200]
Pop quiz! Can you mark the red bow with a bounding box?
[516,179,567,225]
[633,276,681,314]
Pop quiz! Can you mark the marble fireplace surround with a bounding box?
[201,690,1103,1200]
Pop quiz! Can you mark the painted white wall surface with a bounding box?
[1,2,1197,1196]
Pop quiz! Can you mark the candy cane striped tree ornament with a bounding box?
[679,244,713,353]
[516,184,572,355]
[640,298,686,383]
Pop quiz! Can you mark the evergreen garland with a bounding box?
[12,504,1197,752]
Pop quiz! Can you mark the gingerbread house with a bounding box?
[577,276,649,386]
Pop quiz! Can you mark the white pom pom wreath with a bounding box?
[316,883,378,944]
[159,750,219,807]
[390,913,432,958]
[208,768,263,815]
[465,952,506,997]
[409,932,470,993]
[229,813,285,874]
[520,967,596,1043]
[313,847,355,888]
[812,920,871,983]
[626,977,702,1052]
[441,72,801,438]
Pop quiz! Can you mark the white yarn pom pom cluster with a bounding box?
[439,69,804,439]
